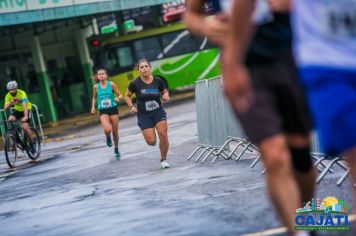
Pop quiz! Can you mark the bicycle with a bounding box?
[1,120,41,168]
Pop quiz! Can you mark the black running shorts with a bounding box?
[137,108,167,130]
[99,106,119,116]
[235,52,312,144]
[10,110,32,122]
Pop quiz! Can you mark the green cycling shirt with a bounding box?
[5,89,32,112]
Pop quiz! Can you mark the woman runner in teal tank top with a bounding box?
[91,69,123,159]
[97,80,117,110]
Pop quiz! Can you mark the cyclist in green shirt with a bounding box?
[4,81,34,142]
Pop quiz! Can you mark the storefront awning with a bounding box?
[0,0,172,26]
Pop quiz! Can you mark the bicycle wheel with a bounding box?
[25,128,41,160]
[4,132,18,168]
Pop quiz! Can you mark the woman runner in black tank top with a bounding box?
[125,59,171,169]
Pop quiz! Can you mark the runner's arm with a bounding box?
[91,85,97,113]
[221,0,256,113]
[184,0,206,37]
[268,0,291,12]
[159,78,170,102]
[125,89,138,113]
[124,89,134,108]
[184,0,228,46]
[224,0,255,64]
[111,83,123,101]
[161,89,169,96]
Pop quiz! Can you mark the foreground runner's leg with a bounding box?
[100,114,112,147]
[287,134,315,204]
[259,135,301,234]
[345,148,356,232]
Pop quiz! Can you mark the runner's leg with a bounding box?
[100,114,112,136]
[142,128,156,146]
[155,120,169,162]
[345,148,356,217]
[259,134,301,235]
[100,114,112,147]
[110,114,119,148]
[287,134,315,203]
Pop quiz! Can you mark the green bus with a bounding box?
[101,22,221,94]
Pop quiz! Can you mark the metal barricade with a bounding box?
[310,132,350,186]
[189,76,260,164]
[190,76,350,186]
[0,103,45,142]
[195,76,245,146]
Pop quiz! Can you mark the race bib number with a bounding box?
[145,100,160,111]
[321,1,356,39]
[101,98,112,108]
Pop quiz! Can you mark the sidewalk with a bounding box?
[40,90,195,143]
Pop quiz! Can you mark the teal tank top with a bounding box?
[97,81,117,110]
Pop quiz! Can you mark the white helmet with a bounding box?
[6,81,18,90]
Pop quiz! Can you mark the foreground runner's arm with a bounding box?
[222,0,256,113]
[184,0,228,46]
[268,0,291,12]
[124,89,138,113]
[111,83,123,102]
[91,85,98,114]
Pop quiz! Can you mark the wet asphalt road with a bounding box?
[0,99,352,236]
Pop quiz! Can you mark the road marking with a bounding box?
[242,214,356,236]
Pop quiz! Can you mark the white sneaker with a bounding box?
[160,160,170,169]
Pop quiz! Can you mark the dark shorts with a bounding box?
[235,52,312,144]
[99,106,119,116]
[137,108,167,130]
[300,67,356,155]
[10,110,32,122]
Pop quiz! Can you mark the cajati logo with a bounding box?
[295,196,351,231]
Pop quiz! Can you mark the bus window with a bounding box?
[117,46,134,67]
[160,30,198,58]
[105,50,118,72]
[134,37,162,61]
[104,45,134,74]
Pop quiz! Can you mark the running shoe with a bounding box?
[106,135,112,147]
[160,160,170,169]
[114,148,121,160]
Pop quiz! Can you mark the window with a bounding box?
[104,45,134,74]
[134,37,162,61]
[104,49,119,71]
[160,30,198,58]
[117,46,134,67]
